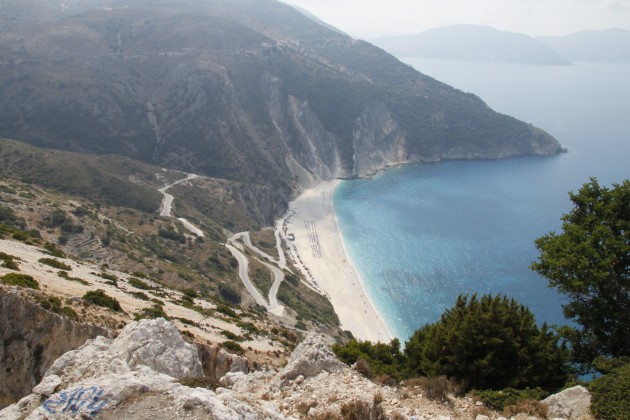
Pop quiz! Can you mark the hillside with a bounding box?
[372,24,572,65]
[0,138,341,331]
[0,0,563,225]
[538,28,630,62]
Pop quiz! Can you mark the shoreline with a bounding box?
[282,180,393,343]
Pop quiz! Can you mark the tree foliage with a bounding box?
[531,178,630,367]
[404,294,569,390]
[332,338,404,380]
[333,294,569,391]
[589,357,630,420]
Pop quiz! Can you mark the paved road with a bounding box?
[227,232,286,315]
[157,173,204,237]
[225,243,269,309]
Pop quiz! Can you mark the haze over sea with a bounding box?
[334,59,630,340]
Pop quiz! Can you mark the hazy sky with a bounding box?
[285,0,630,39]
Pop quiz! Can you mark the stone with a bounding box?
[0,319,260,419]
[274,333,345,389]
[542,385,591,419]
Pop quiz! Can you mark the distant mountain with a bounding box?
[538,29,630,62]
[0,1,563,223]
[373,24,571,65]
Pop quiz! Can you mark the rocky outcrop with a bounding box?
[1,321,475,419]
[274,332,345,389]
[0,287,110,409]
[0,318,256,419]
[197,344,250,381]
[542,385,592,419]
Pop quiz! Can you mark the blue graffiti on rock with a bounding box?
[42,386,108,417]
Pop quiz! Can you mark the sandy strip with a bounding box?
[283,181,393,343]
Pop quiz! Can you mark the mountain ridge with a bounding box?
[538,28,630,62]
[0,0,563,225]
[371,24,572,65]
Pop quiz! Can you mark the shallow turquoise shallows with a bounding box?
[334,60,630,340]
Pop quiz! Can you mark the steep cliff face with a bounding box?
[0,287,110,408]
[0,0,564,224]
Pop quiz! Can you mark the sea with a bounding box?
[333,58,630,341]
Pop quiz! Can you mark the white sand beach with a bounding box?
[282,181,393,343]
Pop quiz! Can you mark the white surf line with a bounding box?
[157,173,204,237]
[225,243,270,309]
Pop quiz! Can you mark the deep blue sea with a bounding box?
[334,59,630,340]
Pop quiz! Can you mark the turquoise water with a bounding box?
[334,60,630,340]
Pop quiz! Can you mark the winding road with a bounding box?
[226,232,286,316]
[157,173,204,237]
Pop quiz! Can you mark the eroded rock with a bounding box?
[542,385,591,419]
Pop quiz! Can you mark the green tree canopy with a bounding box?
[404,294,569,390]
[531,178,630,368]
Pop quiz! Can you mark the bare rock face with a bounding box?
[0,319,257,419]
[0,287,110,409]
[274,332,345,389]
[542,385,592,419]
[108,318,203,379]
[196,343,250,381]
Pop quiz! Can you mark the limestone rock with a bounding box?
[0,319,257,419]
[109,317,203,379]
[275,333,345,388]
[542,385,591,419]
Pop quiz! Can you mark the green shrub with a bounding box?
[98,272,118,282]
[221,330,243,342]
[43,242,65,257]
[473,387,548,411]
[590,358,630,420]
[221,340,244,354]
[237,321,260,335]
[175,317,197,326]
[218,282,241,304]
[182,288,198,298]
[333,338,404,380]
[57,271,90,285]
[131,291,150,301]
[134,304,168,320]
[38,295,62,312]
[128,277,151,290]
[39,257,71,271]
[216,304,238,318]
[0,252,19,270]
[1,273,39,289]
[82,289,122,312]
[62,306,78,319]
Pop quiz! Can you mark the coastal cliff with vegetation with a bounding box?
[0,0,563,225]
[6,0,623,418]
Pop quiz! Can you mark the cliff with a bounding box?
[0,287,110,409]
